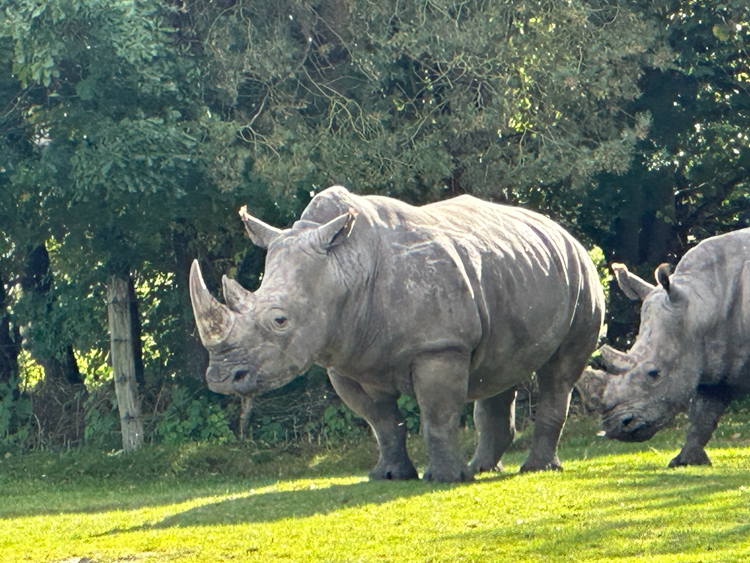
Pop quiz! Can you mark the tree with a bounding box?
[0,0,746,448]
[186,0,659,204]
[0,0,241,447]
[571,0,750,345]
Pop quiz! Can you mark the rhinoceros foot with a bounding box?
[368,459,419,481]
[468,457,504,475]
[519,455,563,473]
[422,463,473,483]
[668,447,711,468]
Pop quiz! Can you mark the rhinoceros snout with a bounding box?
[603,411,659,442]
[205,364,230,384]
[204,364,257,395]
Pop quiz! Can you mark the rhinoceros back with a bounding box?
[667,228,750,387]
[301,186,604,392]
[423,195,603,388]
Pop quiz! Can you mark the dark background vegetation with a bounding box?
[0,0,748,453]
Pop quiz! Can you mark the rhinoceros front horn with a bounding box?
[189,260,235,346]
[599,344,636,374]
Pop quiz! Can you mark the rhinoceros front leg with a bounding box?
[669,384,733,468]
[327,368,418,480]
[469,386,517,474]
[412,350,472,482]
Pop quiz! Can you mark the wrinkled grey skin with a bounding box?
[580,229,750,467]
[190,186,605,481]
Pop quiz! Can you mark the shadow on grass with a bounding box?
[106,474,514,533]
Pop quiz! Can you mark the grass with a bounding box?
[2,413,750,563]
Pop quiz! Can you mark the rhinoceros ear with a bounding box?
[655,263,687,305]
[222,276,255,314]
[311,209,358,254]
[599,344,635,375]
[612,263,655,301]
[239,206,282,249]
[655,263,672,293]
[190,260,235,346]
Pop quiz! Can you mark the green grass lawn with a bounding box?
[2,414,750,563]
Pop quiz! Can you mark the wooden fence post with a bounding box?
[107,275,144,451]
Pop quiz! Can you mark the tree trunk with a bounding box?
[0,266,20,388]
[127,275,145,385]
[22,244,83,385]
[107,275,144,451]
[172,225,209,381]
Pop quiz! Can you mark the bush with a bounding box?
[83,384,120,450]
[0,376,32,454]
[153,385,236,445]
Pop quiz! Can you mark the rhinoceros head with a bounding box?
[580,263,701,442]
[190,207,357,396]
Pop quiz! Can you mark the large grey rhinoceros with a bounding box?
[189,185,605,481]
[579,228,750,467]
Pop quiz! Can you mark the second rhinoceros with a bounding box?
[190,186,604,481]
[579,228,750,467]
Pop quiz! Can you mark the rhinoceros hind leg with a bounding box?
[668,384,732,469]
[328,369,418,481]
[469,386,517,474]
[412,350,473,482]
[520,334,597,473]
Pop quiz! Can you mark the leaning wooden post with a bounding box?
[107,275,144,451]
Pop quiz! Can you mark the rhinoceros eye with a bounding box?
[267,308,290,331]
[647,368,660,379]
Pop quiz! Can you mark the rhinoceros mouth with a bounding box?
[206,378,235,395]
[602,411,661,442]
[605,424,659,443]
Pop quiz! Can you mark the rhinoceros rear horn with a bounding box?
[311,210,358,254]
[222,275,255,313]
[575,368,609,412]
[190,260,236,346]
[599,344,635,375]
[239,206,282,249]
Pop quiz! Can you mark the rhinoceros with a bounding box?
[578,228,750,467]
[190,185,605,481]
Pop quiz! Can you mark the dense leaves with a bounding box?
[0,0,748,450]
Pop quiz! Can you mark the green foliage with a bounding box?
[154,386,236,445]
[0,0,747,455]
[587,245,612,303]
[320,401,365,443]
[0,375,31,453]
[82,385,120,449]
[397,394,421,435]
[193,0,660,204]
[255,416,287,445]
